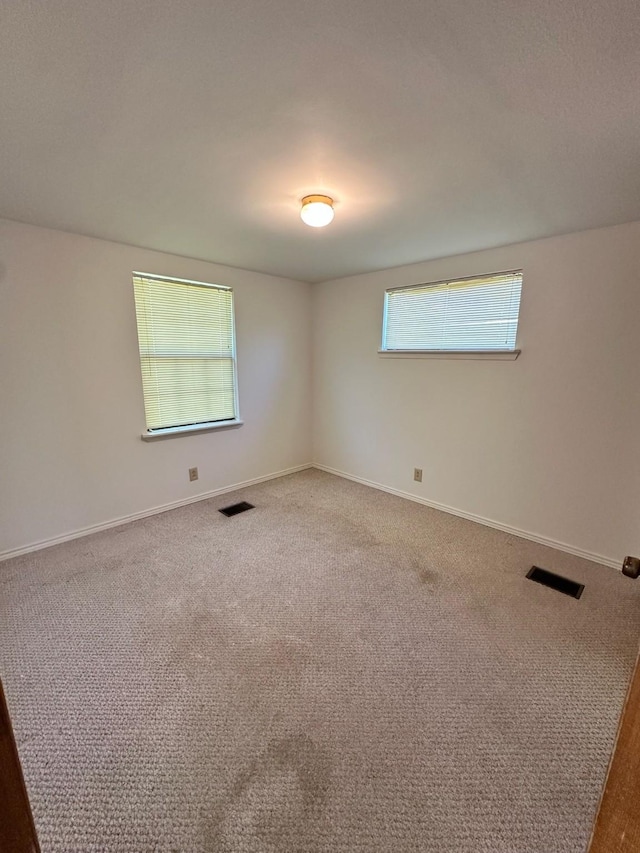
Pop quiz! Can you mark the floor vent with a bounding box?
[526,566,584,599]
[219,501,254,517]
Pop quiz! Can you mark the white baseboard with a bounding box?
[312,463,620,570]
[2,461,621,571]
[0,463,313,562]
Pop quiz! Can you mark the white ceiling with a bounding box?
[1,1,639,283]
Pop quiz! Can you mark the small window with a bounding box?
[132,272,238,434]
[381,270,523,353]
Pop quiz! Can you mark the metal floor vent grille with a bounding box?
[219,501,254,517]
[527,566,584,599]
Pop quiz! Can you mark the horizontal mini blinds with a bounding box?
[383,271,523,351]
[133,274,236,431]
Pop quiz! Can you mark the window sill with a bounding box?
[378,349,520,361]
[141,419,244,441]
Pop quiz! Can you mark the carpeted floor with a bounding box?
[1,469,639,852]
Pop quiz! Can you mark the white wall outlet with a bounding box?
[414,468,422,483]
[189,467,199,482]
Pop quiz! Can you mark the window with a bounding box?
[381,270,523,353]
[132,272,239,435]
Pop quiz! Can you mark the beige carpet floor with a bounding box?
[1,469,639,852]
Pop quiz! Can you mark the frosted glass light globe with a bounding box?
[300,195,334,227]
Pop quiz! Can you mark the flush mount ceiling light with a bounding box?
[300,194,334,227]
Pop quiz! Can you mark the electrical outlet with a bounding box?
[189,467,198,482]
[413,468,422,483]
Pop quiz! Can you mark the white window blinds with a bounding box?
[132,273,237,432]
[382,271,523,352]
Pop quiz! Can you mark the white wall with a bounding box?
[0,219,312,557]
[3,218,639,565]
[312,221,640,566]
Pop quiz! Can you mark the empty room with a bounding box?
[1,2,640,852]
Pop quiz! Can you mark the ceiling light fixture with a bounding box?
[300,194,334,228]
